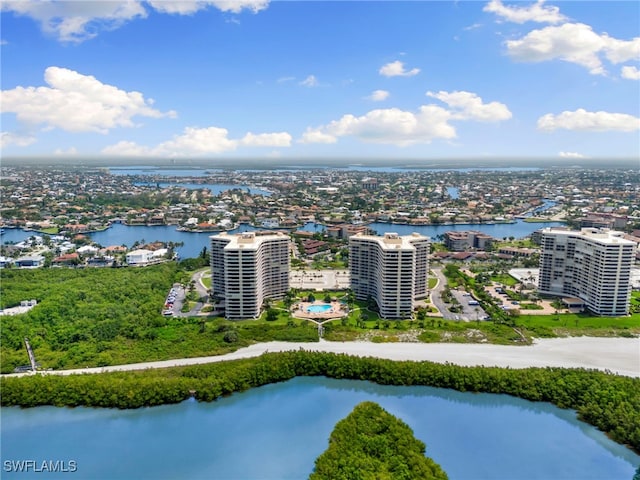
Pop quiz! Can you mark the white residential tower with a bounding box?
[538,228,635,316]
[349,232,430,319]
[210,232,290,319]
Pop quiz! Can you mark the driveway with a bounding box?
[176,270,211,317]
[430,267,486,321]
[430,267,454,319]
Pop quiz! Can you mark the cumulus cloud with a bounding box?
[484,0,566,24]
[559,151,587,158]
[621,65,640,80]
[537,109,640,132]
[101,140,153,156]
[147,0,268,15]
[300,129,338,144]
[103,126,292,157]
[2,0,269,43]
[367,90,390,102]
[155,126,238,155]
[0,66,176,134]
[379,60,420,77]
[301,107,455,147]
[54,147,78,156]
[603,36,640,64]
[505,22,640,75]
[1,132,36,148]
[299,75,319,87]
[426,90,512,121]
[240,132,292,147]
[301,90,511,146]
[1,1,147,43]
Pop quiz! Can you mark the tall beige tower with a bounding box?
[538,228,635,316]
[210,232,290,319]
[349,232,430,319]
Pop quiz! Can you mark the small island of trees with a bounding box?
[311,401,448,480]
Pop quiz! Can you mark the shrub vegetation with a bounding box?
[2,352,639,454]
[310,401,448,480]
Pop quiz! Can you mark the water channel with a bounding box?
[2,217,563,260]
[2,377,637,479]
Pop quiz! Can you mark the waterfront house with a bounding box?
[15,255,45,268]
[126,249,154,265]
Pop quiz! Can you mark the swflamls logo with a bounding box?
[3,460,77,473]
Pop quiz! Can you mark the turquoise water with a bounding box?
[2,377,638,479]
[307,304,332,313]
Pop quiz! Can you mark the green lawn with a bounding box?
[491,274,518,286]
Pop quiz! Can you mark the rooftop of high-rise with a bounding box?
[540,227,636,246]
[350,232,429,250]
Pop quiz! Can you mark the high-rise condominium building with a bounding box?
[538,228,636,316]
[210,232,290,319]
[349,232,430,319]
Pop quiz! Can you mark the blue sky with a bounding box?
[1,0,639,161]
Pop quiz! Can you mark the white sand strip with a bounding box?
[5,337,639,378]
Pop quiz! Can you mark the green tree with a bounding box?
[265,308,279,322]
[311,401,448,480]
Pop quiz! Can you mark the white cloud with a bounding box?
[426,90,512,121]
[277,76,295,83]
[103,126,293,156]
[505,23,640,75]
[538,109,640,132]
[464,23,483,31]
[155,126,238,155]
[241,132,292,147]
[559,151,587,158]
[602,36,640,64]
[0,132,36,148]
[302,106,455,147]
[367,90,390,102]
[299,129,338,144]
[1,1,147,43]
[484,0,566,24]
[301,90,512,146]
[147,0,268,15]
[0,66,176,134]
[299,75,319,87]
[1,0,269,43]
[621,65,640,80]
[0,39,8,45]
[101,140,153,156]
[54,147,78,156]
[379,60,420,77]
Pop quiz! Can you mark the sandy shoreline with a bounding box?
[6,337,639,378]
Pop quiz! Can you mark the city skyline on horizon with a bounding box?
[1,1,639,162]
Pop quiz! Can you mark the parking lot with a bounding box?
[162,283,184,316]
[450,289,487,321]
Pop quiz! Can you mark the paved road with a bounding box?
[175,269,210,317]
[6,337,638,378]
[430,267,453,319]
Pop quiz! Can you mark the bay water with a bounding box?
[2,377,638,479]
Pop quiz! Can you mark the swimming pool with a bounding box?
[307,304,332,314]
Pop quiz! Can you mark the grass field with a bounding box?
[490,274,518,286]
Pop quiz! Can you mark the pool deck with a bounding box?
[293,301,347,320]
